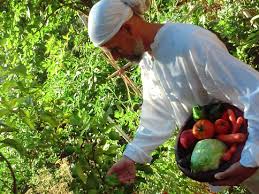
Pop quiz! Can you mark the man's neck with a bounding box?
[138,22,164,52]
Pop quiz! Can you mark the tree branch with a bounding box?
[0,152,17,194]
[32,6,63,35]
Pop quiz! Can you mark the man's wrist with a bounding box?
[240,161,259,169]
[123,155,136,164]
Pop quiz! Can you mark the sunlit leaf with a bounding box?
[23,117,35,129]
[74,163,87,184]
[108,131,120,140]
[207,0,214,5]
[86,173,99,189]
[13,64,27,76]
[105,174,120,186]
[0,138,25,155]
[39,111,58,127]
[88,189,98,194]
[0,122,18,133]
[0,109,10,117]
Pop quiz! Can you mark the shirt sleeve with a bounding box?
[123,55,176,164]
[192,31,259,167]
[123,106,176,164]
[123,124,174,164]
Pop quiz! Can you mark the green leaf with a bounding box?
[0,109,10,117]
[105,174,120,186]
[88,189,98,194]
[106,145,118,156]
[207,0,214,5]
[74,163,87,184]
[150,153,160,164]
[70,113,82,126]
[39,111,58,127]
[0,155,4,162]
[135,176,146,183]
[13,64,27,76]
[136,164,153,174]
[84,144,93,154]
[22,117,35,129]
[86,173,99,189]
[63,145,75,156]
[0,138,26,155]
[108,131,121,140]
[0,126,18,133]
[1,80,17,92]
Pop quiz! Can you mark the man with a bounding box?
[88,0,259,193]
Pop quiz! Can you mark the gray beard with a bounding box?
[130,40,145,62]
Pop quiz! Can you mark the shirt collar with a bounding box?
[150,22,171,55]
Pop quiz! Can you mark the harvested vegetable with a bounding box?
[233,116,244,133]
[221,111,229,121]
[180,129,197,149]
[221,144,237,161]
[227,109,236,123]
[192,119,215,139]
[192,105,205,121]
[191,139,227,172]
[215,119,230,134]
[227,109,237,132]
[216,133,247,144]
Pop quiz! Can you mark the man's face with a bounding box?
[101,26,145,62]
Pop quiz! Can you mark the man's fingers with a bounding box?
[214,172,226,180]
[107,165,120,176]
[107,166,114,176]
[211,162,258,186]
[215,167,234,179]
[118,172,135,180]
[120,179,134,184]
[119,175,136,184]
[107,166,136,183]
[214,163,238,180]
[118,171,136,183]
[211,177,242,186]
[107,157,136,184]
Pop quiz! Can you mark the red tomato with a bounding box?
[215,119,230,134]
[192,119,215,139]
[179,129,197,149]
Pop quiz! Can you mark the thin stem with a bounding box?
[32,6,63,35]
[0,152,17,194]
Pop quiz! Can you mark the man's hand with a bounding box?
[107,156,136,184]
[210,162,258,186]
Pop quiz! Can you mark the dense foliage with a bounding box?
[0,0,258,193]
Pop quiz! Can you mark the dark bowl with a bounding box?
[175,103,248,182]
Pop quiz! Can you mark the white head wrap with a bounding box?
[88,0,150,47]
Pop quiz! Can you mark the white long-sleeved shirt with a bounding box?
[123,22,259,168]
